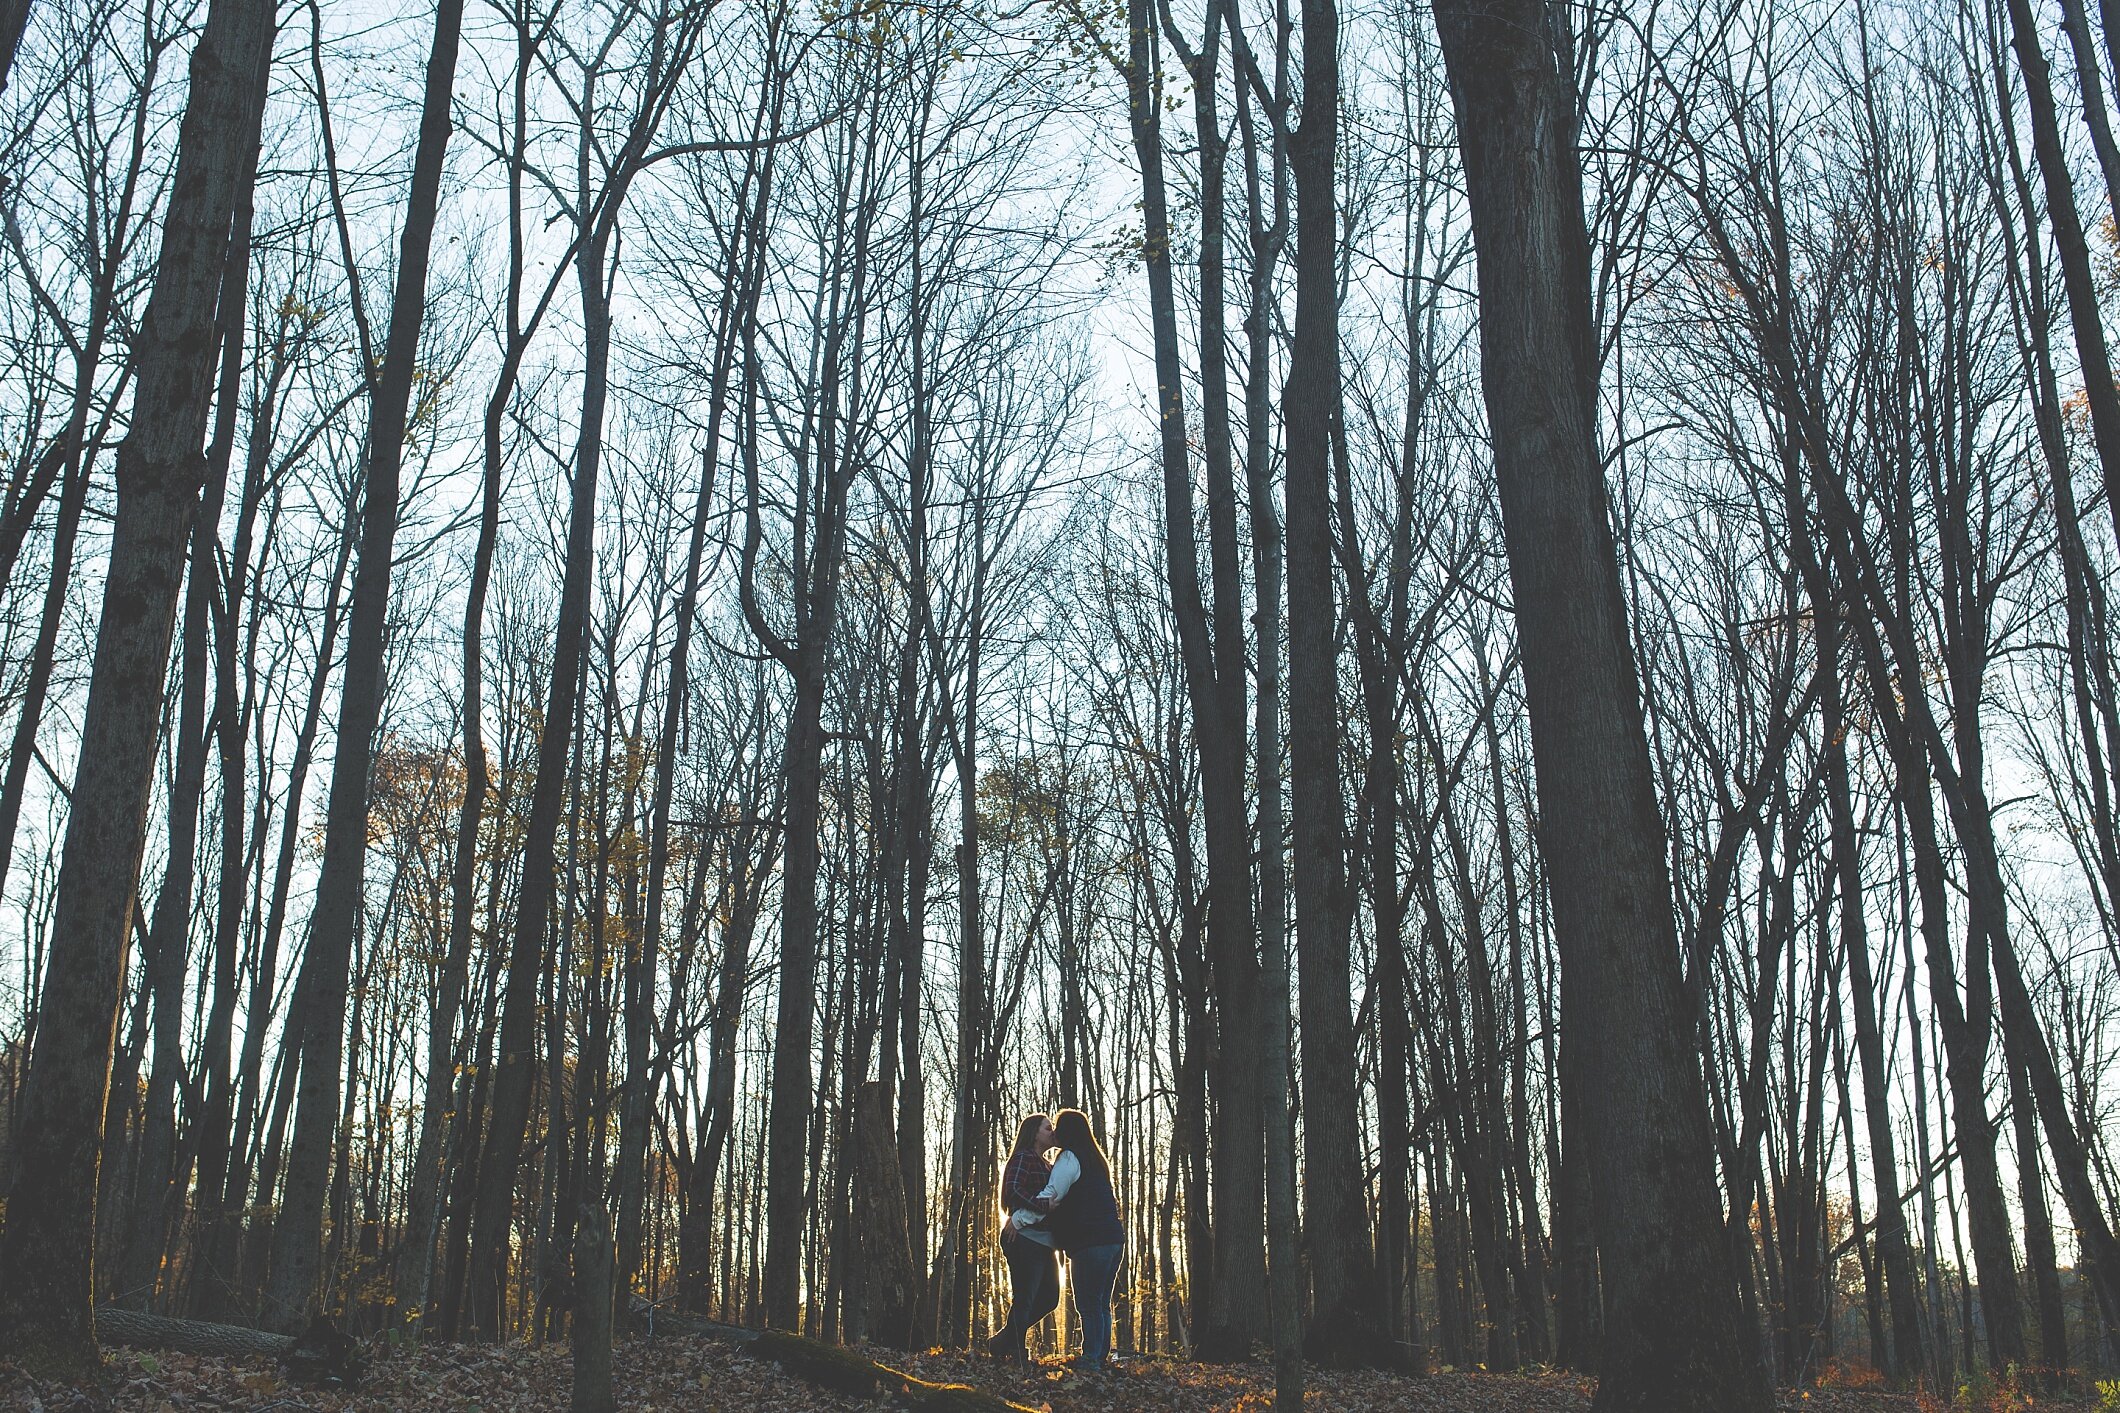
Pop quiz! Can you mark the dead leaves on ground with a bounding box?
[1,1339,2108,1412]
[0,1336,813,1412]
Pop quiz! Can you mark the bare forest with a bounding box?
[1,0,2119,1408]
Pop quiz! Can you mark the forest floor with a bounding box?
[2,1335,2109,1413]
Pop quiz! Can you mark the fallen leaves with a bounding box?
[1,1335,820,1412]
[0,1338,2108,1413]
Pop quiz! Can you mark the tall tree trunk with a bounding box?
[890,114,930,1294]
[747,83,863,1329]
[468,220,612,1339]
[2003,0,2120,550]
[1822,607,1926,1380]
[680,860,765,1311]
[765,650,835,1337]
[186,332,287,1321]
[1284,0,1381,1364]
[397,3,541,1333]
[123,188,260,1309]
[455,5,715,1306]
[2007,1046,2069,1369]
[118,406,229,1312]
[262,0,463,1328]
[1245,162,1306,1383]
[1191,4,1269,1351]
[1128,0,1267,1356]
[1429,2,1769,1407]
[0,0,275,1376]
[617,150,755,1306]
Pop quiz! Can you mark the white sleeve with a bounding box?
[1038,1150,1081,1204]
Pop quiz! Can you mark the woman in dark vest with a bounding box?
[991,1111,1059,1364]
[1027,1107,1125,1371]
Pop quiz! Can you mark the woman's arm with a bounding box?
[1031,1150,1081,1213]
[1002,1155,1049,1211]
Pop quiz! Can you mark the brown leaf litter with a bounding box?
[1,1338,2106,1412]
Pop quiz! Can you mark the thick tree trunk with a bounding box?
[0,0,274,1378]
[123,201,259,1306]
[1429,2,1769,1407]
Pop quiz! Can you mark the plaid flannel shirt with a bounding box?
[1001,1149,1051,1239]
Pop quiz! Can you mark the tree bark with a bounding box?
[1428,2,1770,1407]
[1284,0,1382,1364]
[0,0,28,96]
[0,0,274,1378]
[123,176,261,1309]
[572,1206,616,1413]
[851,1081,920,1348]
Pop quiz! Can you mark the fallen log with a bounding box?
[94,1308,364,1386]
[96,1308,290,1361]
[630,1304,1032,1412]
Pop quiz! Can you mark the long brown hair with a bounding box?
[1050,1108,1110,1183]
[1011,1111,1050,1157]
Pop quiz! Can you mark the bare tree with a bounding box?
[0,0,275,1375]
[1429,0,1770,1407]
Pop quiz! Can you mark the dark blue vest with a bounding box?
[1049,1154,1124,1251]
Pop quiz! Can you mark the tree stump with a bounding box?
[572,1203,615,1413]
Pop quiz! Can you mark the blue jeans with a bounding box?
[1000,1237,1059,1352]
[1068,1242,1124,1367]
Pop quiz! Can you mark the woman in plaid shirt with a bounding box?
[989,1112,1058,1363]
